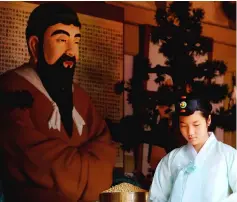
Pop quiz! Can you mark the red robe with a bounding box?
[0,66,116,202]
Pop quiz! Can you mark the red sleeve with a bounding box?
[77,97,117,200]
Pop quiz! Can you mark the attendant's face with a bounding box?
[43,23,81,67]
[179,111,211,149]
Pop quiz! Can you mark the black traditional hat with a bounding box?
[176,94,212,116]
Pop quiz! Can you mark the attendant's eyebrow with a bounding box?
[51,30,70,37]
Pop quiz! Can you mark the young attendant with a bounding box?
[148,94,237,202]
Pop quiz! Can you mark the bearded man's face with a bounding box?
[36,23,81,87]
[43,23,80,66]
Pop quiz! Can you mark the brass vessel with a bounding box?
[99,192,148,202]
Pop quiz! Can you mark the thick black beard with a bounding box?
[36,52,76,137]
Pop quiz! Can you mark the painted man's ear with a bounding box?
[28,36,39,64]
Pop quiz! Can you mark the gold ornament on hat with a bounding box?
[180,101,187,109]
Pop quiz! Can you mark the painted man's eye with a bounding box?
[57,39,67,43]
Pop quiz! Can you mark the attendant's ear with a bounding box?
[28,36,39,64]
[207,115,211,126]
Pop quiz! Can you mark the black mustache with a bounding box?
[60,54,76,63]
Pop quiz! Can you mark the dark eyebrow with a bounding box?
[51,30,70,37]
[75,33,81,38]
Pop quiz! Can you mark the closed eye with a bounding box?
[57,39,67,43]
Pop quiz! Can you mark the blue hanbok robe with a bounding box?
[148,132,237,202]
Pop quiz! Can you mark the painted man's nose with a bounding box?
[65,50,74,57]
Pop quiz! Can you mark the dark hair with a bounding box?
[175,94,212,120]
[26,2,81,42]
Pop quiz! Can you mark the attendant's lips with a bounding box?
[63,61,74,68]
